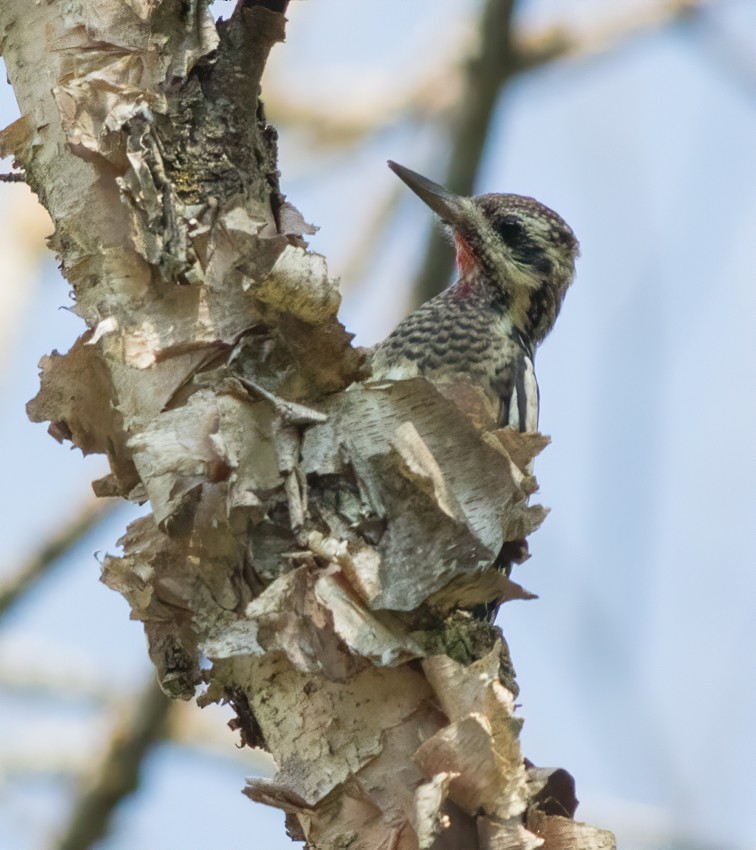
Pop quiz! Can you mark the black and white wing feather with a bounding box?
[493,350,539,431]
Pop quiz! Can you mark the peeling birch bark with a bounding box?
[0,1,615,848]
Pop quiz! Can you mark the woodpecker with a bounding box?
[369,163,579,618]
[369,161,579,433]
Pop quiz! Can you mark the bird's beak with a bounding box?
[387,161,465,226]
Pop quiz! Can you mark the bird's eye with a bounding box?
[496,215,551,271]
[495,216,525,245]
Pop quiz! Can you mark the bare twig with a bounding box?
[0,497,120,618]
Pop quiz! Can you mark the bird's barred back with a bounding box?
[369,288,539,432]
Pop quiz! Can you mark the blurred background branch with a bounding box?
[516,0,705,71]
[412,0,519,306]
[410,0,714,307]
[0,497,119,619]
[53,677,172,850]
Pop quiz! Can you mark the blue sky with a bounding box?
[1,1,755,848]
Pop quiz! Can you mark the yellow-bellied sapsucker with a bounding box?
[369,162,579,618]
[370,161,579,432]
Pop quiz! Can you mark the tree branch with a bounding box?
[0,1,615,847]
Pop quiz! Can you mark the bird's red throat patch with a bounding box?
[454,234,476,274]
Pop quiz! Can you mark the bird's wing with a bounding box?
[493,352,539,432]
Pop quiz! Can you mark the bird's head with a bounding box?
[388,160,579,343]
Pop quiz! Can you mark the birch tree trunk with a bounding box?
[0,1,616,848]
